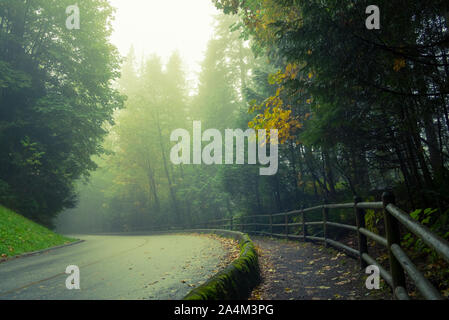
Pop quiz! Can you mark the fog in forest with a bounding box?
[54,1,449,237]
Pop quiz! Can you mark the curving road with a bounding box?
[0,234,226,300]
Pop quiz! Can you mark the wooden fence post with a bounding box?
[383,192,406,295]
[230,217,233,231]
[269,213,273,237]
[354,196,368,269]
[285,213,289,240]
[323,202,329,248]
[302,207,307,242]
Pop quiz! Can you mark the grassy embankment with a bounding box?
[0,205,76,258]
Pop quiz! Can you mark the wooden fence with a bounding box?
[169,192,449,300]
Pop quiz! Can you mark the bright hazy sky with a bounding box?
[108,0,220,90]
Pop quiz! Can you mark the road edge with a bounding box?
[0,239,85,264]
[182,229,261,300]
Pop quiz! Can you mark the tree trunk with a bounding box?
[156,113,180,221]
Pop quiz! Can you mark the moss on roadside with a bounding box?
[184,232,260,300]
[0,205,76,258]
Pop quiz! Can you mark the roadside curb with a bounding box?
[181,229,261,300]
[0,239,85,264]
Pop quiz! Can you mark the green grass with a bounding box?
[0,205,76,258]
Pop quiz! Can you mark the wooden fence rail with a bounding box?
[154,192,449,300]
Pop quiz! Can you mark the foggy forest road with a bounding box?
[0,234,227,300]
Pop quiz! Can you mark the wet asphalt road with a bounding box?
[0,234,226,300]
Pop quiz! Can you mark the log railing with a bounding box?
[160,192,449,300]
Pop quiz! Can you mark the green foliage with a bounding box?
[402,207,449,293]
[365,209,383,235]
[0,0,124,226]
[404,208,447,255]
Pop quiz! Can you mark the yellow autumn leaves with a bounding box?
[248,88,302,145]
[393,58,406,72]
[248,63,312,145]
[267,63,300,85]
